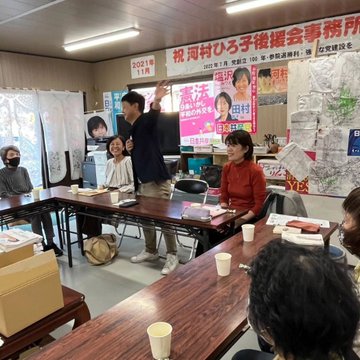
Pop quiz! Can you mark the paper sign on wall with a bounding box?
[131,55,155,79]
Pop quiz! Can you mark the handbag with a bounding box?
[84,234,118,265]
[181,206,211,222]
[200,165,222,188]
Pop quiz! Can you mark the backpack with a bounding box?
[257,189,308,220]
[200,165,222,188]
[84,234,118,265]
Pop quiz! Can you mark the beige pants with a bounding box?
[138,180,177,255]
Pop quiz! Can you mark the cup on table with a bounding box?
[110,191,119,204]
[215,252,232,276]
[147,322,172,359]
[71,184,79,194]
[242,224,255,242]
[97,184,104,190]
[32,188,40,201]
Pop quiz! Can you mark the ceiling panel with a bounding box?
[0,0,359,62]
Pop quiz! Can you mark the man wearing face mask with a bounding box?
[0,145,63,256]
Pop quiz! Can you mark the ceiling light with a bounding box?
[226,0,287,14]
[63,28,140,52]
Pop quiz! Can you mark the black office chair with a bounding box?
[157,179,209,261]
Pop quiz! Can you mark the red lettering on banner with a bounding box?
[344,16,360,36]
[304,23,322,43]
[149,58,155,65]
[323,19,342,39]
[214,70,233,82]
[213,41,226,56]
[199,44,212,59]
[253,32,269,50]
[287,27,304,45]
[226,39,239,54]
[270,30,286,48]
[172,49,185,63]
[239,35,253,52]
[187,46,199,61]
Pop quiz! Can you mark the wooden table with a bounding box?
[27,218,338,360]
[42,186,247,267]
[0,286,90,360]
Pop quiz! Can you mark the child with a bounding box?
[87,116,108,138]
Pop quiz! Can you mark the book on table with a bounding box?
[0,229,42,252]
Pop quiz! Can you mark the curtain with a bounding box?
[0,89,42,186]
[38,91,84,183]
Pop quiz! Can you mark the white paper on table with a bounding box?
[266,213,330,228]
[281,232,324,247]
[275,142,313,182]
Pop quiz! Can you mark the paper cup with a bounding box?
[215,252,232,276]
[147,322,172,359]
[32,188,40,201]
[242,224,255,242]
[110,191,119,204]
[97,184,104,190]
[71,184,79,194]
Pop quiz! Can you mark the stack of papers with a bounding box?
[0,229,42,252]
[202,205,228,218]
[281,232,324,247]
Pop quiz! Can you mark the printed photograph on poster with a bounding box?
[258,67,288,94]
[84,110,113,139]
[213,65,257,135]
[179,81,218,146]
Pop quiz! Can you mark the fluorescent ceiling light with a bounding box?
[226,0,287,14]
[63,28,140,52]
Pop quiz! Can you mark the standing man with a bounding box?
[123,81,178,275]
[0,145,63,256]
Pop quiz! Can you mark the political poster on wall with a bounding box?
[84,110,113,139]
[213,65,257,135]
[179,81,220,145]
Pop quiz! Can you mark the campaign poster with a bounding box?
[84,110,113,139]
[213,65,257,135]
[258,66,288,94]
[179,81,217,146]
[348,129,360,156]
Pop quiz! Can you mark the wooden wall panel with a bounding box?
[0,52,95,109]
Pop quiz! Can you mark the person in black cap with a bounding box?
[0,145,63,256]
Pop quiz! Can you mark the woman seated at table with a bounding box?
[103,135,134,193]
[339,186,360,356]
[81,135,134,237]
[232,239,360,360]
[220,130,266,228]
[195,130,266,256]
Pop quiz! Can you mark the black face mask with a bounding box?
[6,157,20,167]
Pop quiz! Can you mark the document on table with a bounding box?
[202,205,228,218]
[266,213,330,228]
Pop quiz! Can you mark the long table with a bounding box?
[27,217,338,360]
[39,186,247,267]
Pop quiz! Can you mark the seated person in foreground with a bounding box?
[104,135,134,192]
[0,145,62,256]
[339,186,360,356]
[220,130,267,228]
[232,239,360,360]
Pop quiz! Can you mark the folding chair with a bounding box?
[158,179,209,261]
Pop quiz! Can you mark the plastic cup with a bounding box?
[242,224,255,242]
[32,188,40,201]
[147,322,172,359]
[71,184,79,194]
[110,191,119,204]
[215,252,232,276]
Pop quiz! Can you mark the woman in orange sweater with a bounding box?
[220,130,267,229]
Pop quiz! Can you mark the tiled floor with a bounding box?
[44,194,350,359]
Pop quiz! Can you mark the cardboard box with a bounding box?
[0,244,34,268]
[0,251,64,337]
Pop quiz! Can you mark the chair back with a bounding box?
[171,179,209,204]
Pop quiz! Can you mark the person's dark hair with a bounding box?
[258,69,271,78]
[225,130,253,160]
[121,91,145,113]
[87,116,107,138]
[214,92,232,109]
[232,67,251,87]
[247,239,360,360]
[0,145,20,164]
[106,135,127,157]
[341,187,360,256]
